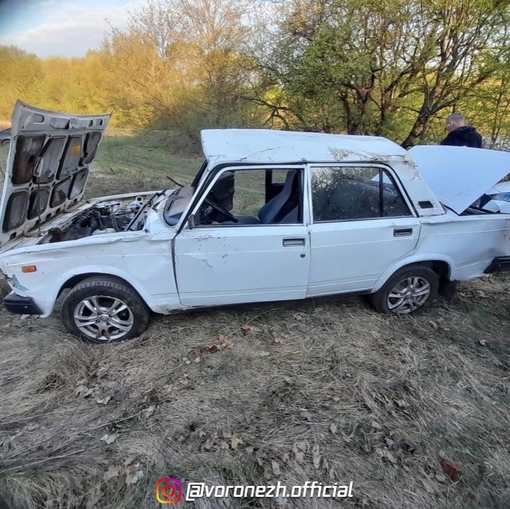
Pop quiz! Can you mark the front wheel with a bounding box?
[370,265,439,314]
[61,277,150,343]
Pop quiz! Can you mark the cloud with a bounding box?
[0,0,145,58]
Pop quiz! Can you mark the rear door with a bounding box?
[307,164,421,296]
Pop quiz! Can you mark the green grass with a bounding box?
[87,129,203,198]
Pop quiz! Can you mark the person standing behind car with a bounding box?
[441,113,483,148]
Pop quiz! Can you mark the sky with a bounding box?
[0,0,146,58]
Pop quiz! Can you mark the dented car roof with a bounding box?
[201,129,410,165]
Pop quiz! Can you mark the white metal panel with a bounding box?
[201,129,408,165]
[174,225,310,305]
[409,145,510,214]
[0,101,110,247]
[308,218,421,296]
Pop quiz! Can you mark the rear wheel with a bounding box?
[1,139,9,147]
[370,265,439,314]
[61,277,150,343]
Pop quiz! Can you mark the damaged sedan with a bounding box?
[1,102,509,343]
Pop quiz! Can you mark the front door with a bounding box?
[174,167,310,306]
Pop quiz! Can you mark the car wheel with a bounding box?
[370,265,439,314]
[61,277,150,343]
[1,139,9,147]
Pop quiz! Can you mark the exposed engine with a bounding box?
[45,198,146,243]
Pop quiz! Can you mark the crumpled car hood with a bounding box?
[408,145,510,214]
[0,101,110,247]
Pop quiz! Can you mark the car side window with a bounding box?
[193,168,303,226]
[311,166,412,222]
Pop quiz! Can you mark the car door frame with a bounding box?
[305,161,422,296]
[172,163,312,307]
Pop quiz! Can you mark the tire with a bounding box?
[1,139,9,147]
[370,265,439,315]
[61,277,150,343]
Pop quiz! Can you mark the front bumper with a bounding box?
[484,256,510,274]
[4,292,44,315]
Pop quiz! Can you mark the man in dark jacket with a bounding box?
[441,113,483,148]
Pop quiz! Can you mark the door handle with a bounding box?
[393,228,413,237]
[283,238,306,247]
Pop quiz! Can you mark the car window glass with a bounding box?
[194,168,303,226]
[311,166,411,222]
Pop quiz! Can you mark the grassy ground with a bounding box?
[0,132,510,508]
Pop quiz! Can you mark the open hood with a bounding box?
[0,101,110,247]
[408,145,510,214]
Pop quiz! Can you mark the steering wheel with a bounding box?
[204,197,238,223]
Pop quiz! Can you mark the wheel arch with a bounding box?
[373,258,453,293]
[57,272,148,305]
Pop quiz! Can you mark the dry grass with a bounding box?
[1,137,510,508]
[1,277,509,508]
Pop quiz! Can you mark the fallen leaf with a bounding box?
[294,451,305,463]
[440,458,462,481]
[241,324,252,334]
[231,437,243,449]
[25,424,39,431]
[125,464,144,484]
[104,465,123,481]
[394,437,415,454]
[312,444,321,469]
[301,411,312,421]
[75,385,94,398]
[385,437,395,449]
[273,337,287,344]
[100,434,118,445]
[96,396,112,405]
[435,472,447,483]
[478,339,487,346]
[371,421,383,430]
[259,351,270,357]
[271,460,281,476]
[293,441,308,452]
[144,405,156,417]
[329,423,338,434]
[376,447,397,464]
[395,399,407,408]
[203,335,234,353]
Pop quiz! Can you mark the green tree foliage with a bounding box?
[253,0,510,146]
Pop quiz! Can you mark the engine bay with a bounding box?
[42,197,147,243]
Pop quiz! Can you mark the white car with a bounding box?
[1,102,510,343]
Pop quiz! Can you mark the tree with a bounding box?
[0,46,42,118]
[252,0,510,146]
[100,0,259,135]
